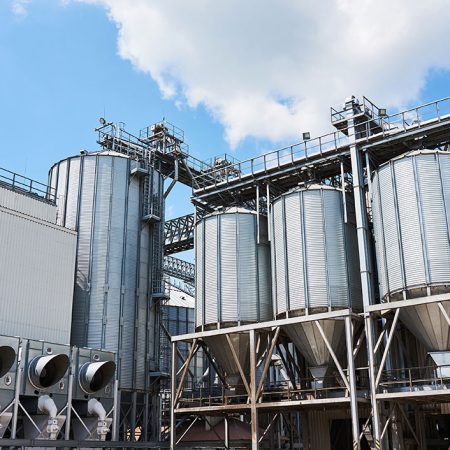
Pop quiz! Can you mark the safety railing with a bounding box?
[0,167,56,203]
[378,364,450,393]
[193,130,350,192]
[193,95,450,193]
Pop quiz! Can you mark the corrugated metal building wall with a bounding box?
[0,186,77,343]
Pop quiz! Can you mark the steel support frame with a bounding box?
[365,294,450,450]
[170,310,364,449]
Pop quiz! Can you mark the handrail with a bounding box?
[0,167,56,203]
[192,95,450,192]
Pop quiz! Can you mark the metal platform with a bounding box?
[192,96,450,209]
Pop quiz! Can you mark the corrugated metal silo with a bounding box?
[49,151,164,392]
[372,150,450,353]
[271,185,362,379]
[195,208,272,387]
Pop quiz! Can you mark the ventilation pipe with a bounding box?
[28,354,70,390]
[87,398,110,440]
[37,395,61,439]
[79,361,116,394]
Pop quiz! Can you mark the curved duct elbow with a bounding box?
[0,346,16,378]
[38,395,58,418]
[79,361,116,394]
[28,354,70,389]
[87,398,106,421]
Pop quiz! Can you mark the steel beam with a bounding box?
[172,308,355,342]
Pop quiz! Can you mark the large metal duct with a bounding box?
[195,208,273,387]
[21,339,71,440]
[49,151,164,392]
[271,185,362,381]
[372,150,450,354]
[71,347,116,441]
[0,335,20,438]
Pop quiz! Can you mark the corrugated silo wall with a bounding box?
[49,153,164,391]
[194,208,272,329]
[0,186,77,343]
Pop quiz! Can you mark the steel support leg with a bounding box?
[249,329,259,450]
[224,415,229,450]
[65,373,74,440]
[348,127,381,445]
[346,316,360,450]
[170,341,177,450]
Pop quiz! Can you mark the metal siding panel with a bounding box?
[379,164,403,293]
[204,217,218,324]
[238,214,258,321]
[197,209,272,326]
[394,158,427,288]
[55,160,68,226]
[273,200,287,315]
[0,207,76,343]
[303,190,328,308]
[284,194,305,311]
[88,156,111,348]
[72,156,96,346]
[220,214,237,322]
[122,169,140,388]
[65,158,80,230]
[323,190,348,308]
[416,155,450,284]
[372,172,389,299]
[195,221,204,327]
[0,186,56,223]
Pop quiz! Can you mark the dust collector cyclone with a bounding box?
[195,207,273,388]
[372,150,450,366]
[271,185,362,383]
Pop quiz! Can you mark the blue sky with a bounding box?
[1,0,450,221]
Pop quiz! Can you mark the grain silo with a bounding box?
[372,150,450,367]
[195,208,272,387]
[48,150,164,395]
[271,185,362,383]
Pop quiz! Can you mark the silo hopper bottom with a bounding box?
[399,300,450,376]
[282,318,346,388]
[203,331,269,392]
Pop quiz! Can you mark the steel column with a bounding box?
[170,341,177,450]
[347,100,381,445]
[345,316,360,450]
[249,329,259,450]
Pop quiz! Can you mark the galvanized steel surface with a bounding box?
[272,185,362,315]
[49,151,164,391]
[0,195,76,344]
[372,150,450,350]
[0,186,57,223]
[372,150,450,301]
[195,208,273,328]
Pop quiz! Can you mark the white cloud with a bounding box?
[79,0,450,147]
[11,0,31,16]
